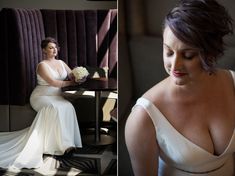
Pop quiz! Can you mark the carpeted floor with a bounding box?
[0,129,117,176]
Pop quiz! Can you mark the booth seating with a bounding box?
[0,8,117,132]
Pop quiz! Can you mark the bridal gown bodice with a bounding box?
[0,60,82,169]
[133,71,235,176]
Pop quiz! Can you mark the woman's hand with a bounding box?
[68,72,75,81]
[60,80,76,87]
[65,80,76,87]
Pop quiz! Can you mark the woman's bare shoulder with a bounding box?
[36,61,50,76]
[127,77,169,131]
[142,77,169,105]
[57,59,68,65]
[58,59,70,68]
[37,61,48,69]
[58,59,65,63]
[37,60,49,67]
[125,100,157,146]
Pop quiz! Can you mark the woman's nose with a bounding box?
[172,55,183,70]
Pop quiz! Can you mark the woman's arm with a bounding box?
[37,62,74,87]
[125,106,159,176]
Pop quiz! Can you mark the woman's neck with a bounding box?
[45,57,56,61]
[169,70,218,101]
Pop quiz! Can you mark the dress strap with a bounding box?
[58,60,67,74]
[133,97,166,130]
[40,61,54,72]
[229,70,235,87]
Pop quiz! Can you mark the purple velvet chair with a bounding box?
[0,8,117,131]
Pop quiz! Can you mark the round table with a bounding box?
[62,78,117,145]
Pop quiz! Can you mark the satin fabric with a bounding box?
[0,60,82,169]
[133,70,235,176]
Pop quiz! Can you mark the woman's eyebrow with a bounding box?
[163,43,199,51]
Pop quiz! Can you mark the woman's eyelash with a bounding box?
[166,51,173,56]
[185,56,193,59]
[165,49,197,59]
[184,53,196,59]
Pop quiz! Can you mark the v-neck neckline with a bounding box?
[43,60,64,77]
[139,97,235,158]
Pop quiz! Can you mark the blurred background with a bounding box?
[118,0,235,175]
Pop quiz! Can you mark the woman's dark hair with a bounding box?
[164,0,233,72]
[41,37,59,50]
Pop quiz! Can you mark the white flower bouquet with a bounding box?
[72,66,89,83]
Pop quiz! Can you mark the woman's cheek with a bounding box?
[163,59,171,75]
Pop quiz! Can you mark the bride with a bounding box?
[0,37,82,169]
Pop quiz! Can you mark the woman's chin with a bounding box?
[171,76,187,86]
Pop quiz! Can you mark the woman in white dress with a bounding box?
[125,0,235,175]
[0,37,82,169]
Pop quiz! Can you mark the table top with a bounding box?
[62,77,117,92]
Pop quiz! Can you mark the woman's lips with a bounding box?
[173,71,187,77]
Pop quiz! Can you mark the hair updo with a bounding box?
[164,0,233,72]
[41,37,60,50]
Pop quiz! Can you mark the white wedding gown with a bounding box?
[0,60,82,169]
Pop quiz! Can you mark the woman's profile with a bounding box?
[125,0,235,175]
[0,37,82,169]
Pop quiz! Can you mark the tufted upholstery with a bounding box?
[41,9,117,77]
[0,8,117,131]
[0,8,45,105]
[0,8,117,106]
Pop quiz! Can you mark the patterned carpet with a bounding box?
[0,131,117,176]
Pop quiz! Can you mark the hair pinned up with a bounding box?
[164,0,233,72]
[41,37,60,50]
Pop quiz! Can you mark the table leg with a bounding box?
[83,91,116,146]
[95,91,101,142]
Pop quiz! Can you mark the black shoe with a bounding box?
[64,147,76,157]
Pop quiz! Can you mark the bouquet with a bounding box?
[72,66,89,83]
